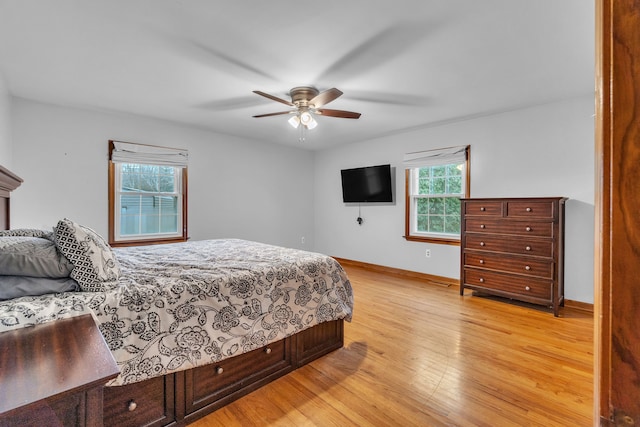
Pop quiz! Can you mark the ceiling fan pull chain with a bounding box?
[298,123,306,143]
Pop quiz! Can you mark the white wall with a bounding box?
[9,95,595,303]
[10,98,316,250]
[314,95,595,303]
[0,74,11,167]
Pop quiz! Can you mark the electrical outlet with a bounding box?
[301,236,305,245]
[425,249,431,258]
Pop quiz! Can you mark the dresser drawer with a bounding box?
[185,338,292,414]
[463,200,503,216]
[465,218,553,237]
[506,200,555,219]
[104,375,175,427]
[463,252,553,279]
[465,234,553,258]
[463,269,552,300]
[461,197,565,316]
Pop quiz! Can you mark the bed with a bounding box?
[0,166,354,426]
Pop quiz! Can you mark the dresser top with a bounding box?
[0,314,120,415]
[461,197,567,201]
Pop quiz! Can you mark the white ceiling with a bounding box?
[0,0,594,150]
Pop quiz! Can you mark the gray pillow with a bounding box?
[0,276,79,300]
[0,228,55,241]
[0,236,73,278]
[54,218,120,292]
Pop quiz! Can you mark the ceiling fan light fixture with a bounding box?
[253,86,360,138]
[299,111,317,129]
[299,111,313,125]
[288,115,300,128]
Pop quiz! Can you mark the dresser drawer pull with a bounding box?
[480,207,486,211]
[480,242,485,247]
[525,246,531,251]
[216,366,224,375]
[525,265,531,271]
[480,224,486,229]
[479,278,485,283]
[525,286,531,291]
[526,207,532,212]
[265,347,272,354]
[128,400,137,412]
[479,259,485,264]
[525,226,532,232]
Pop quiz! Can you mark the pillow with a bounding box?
[53,218,120,292]
[0,236,73,278]
[0,228,54,241]
[0,276,79,300]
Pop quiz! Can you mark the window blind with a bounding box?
[110,141,188,168]
[402,145,468,168]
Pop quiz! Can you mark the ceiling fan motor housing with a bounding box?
[290,86,319,108]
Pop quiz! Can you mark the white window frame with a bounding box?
[113,163,184,242]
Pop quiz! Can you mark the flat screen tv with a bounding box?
[340,164,393,203]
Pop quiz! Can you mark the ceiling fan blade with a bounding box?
[252,111,293,118]
[310,88,343,108]
[253,91,294,107]
[315,22,429,83]
[348,90,431,106]
[158,30,279,82]
[190,42,279,81]
[316,109,361,119]
[197,96,268,111]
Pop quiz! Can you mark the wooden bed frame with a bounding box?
[0,166,345,426]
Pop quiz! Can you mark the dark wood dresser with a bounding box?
[460,197,567,316]
[0,314,120,426]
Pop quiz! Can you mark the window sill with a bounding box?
[403,235,460,246]
[110,236,187,248]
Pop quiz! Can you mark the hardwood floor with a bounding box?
[189,264,593,426]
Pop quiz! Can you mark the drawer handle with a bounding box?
[525,226,532,232]
[128,400,137,412]
[525,265,531,271]
[480,224,486,229]
[480,242,485,247]
[525,246,531,251]
[526,207,532,212]
[479,259,485,264]
[480,207,486,211]
[525,286,531,291]
[265,347,272,354]
[216,366,224,375]
[479,278,485,283]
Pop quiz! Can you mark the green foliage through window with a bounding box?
[411,163,465,237]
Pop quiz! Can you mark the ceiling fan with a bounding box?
[252,87,361,132]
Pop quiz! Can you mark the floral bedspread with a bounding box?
[0,239,354,385]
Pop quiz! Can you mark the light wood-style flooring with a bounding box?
[190,264,593,426]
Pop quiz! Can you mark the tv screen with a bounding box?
[341,164,393,203]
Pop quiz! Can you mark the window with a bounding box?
[108,140,188,246]
[404,145,470,244]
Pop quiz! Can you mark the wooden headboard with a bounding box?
[0,165,23,230]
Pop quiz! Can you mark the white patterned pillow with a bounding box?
[53,218,120,292]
